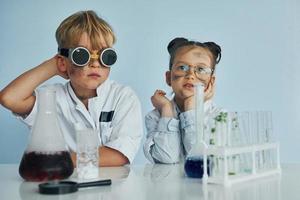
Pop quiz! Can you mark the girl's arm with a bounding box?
[144,110,182,164]
[71,146,129,167]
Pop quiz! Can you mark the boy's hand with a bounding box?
[151,90,174,117]
[51,55,69,80]
[42,55,69,79]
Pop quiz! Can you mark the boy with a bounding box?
[0,10,143,167]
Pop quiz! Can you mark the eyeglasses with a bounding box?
[173,65,213,79]
[58,47,117,67]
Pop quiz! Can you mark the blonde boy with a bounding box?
[0,10,143,166]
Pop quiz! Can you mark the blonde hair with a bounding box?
[55,10,116,49]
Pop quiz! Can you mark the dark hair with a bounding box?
[167,37,222,72]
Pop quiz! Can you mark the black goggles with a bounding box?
[58,47,117,67]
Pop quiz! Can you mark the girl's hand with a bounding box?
[183,80,215,111]
[151,90,174,117]
[204,80,215,101]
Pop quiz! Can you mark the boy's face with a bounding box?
[65,32,111,94]
[166,47,215,101]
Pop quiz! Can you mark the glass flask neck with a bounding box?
[37,89,56,113]
[27,88,67,152]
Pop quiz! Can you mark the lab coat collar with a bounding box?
[66,82,82,106]
[66,79,111,128]
[66,79,110,106]
[95,78,110,98]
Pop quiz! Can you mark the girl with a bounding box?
[144,37,223,164]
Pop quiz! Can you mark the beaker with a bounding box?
[75,125,99,180]
[19,88,74,181]
[184,156,210,178]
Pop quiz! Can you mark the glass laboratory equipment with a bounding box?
[75,124,99,180]
[202,110,281,186]
[184,83,210,178]
[19,88,74,181]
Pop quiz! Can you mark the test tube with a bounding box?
[184,83,206,179]
[194,83,207,181]
[195,83,204,143]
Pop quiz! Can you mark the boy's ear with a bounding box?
[165,71,171,86]
[57,55,67,73]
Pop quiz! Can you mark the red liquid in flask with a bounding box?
[19,151,74,182]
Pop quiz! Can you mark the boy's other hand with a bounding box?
[151,90,174,117]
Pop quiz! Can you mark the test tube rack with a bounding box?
[201,142,281,186]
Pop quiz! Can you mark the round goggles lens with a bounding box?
[71,47,90,66]
[101,48,117,67]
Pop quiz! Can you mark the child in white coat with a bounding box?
[0,10,143,167]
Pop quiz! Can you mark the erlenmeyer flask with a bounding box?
[184,83,209,178]
[19,88,74,181]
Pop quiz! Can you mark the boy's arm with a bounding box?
[0,56,66,115]
[98,146,129,166]
[70,146,129,167]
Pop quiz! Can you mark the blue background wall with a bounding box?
[1,0,299,164]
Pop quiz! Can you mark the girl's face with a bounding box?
[66,32,111,96]
[166,46,215,102]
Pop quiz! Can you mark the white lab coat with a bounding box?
[16,79,143,163]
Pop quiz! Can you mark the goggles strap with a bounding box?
[58,48,70,58]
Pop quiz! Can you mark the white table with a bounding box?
[0,164,300,200]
